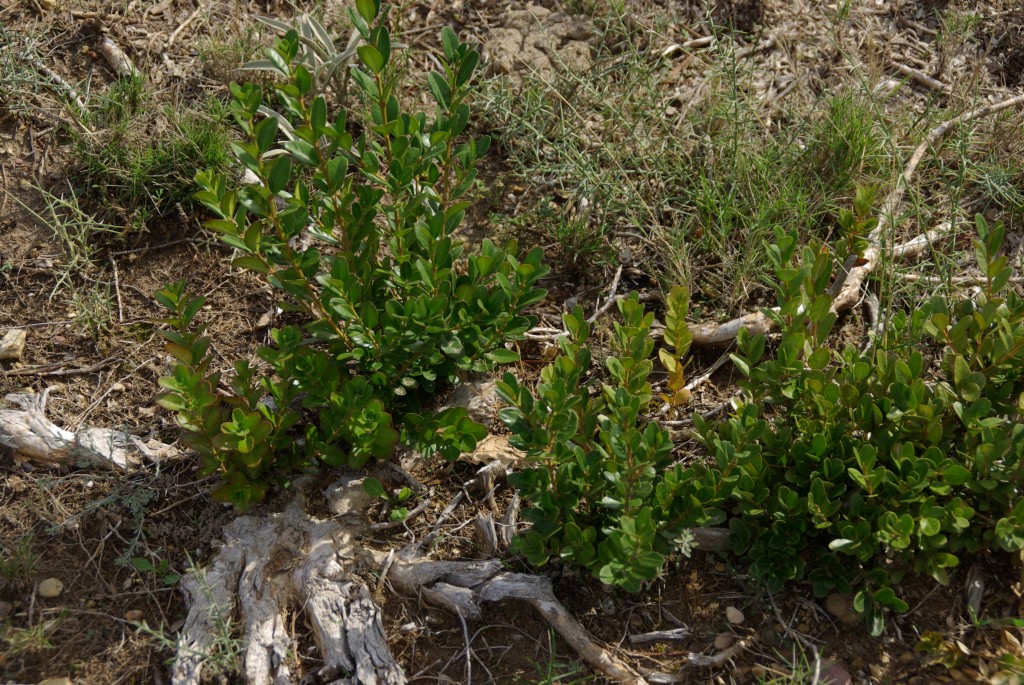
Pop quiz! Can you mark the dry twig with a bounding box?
[894,63,951,93]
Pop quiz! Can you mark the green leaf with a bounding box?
[943,464,971,486]
[427,72,451,108]
[232,256,268,273]
[282,139,318,166]
[729,354,751,376]
[362,477,386,499]
[440,335,464,358]
[441,26,459,61]
[357,44,385,74]
[486,348,520,364]
[456,51,479,88]
[355,0,378,22]
[266,156,292,194]
[255,117,278,154]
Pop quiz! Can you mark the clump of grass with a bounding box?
[479,28,892,312]
[69,76,233,234]
[0,535,39,588]
[491,197,613,276]
[198,22,264,84]
[0,621,56,659]
[512,630,595,684]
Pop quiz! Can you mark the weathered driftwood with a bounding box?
[172,483,405,685]
[629,627,692,644]
[0,390,171,470]
[97,36,136,77]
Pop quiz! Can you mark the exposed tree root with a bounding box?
[384,556,648,685]
[172,480,405,685]
[0,389,173,470]
[172,472,699,685]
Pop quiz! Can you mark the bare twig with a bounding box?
[36,65,87,113]
[455,608,473,685]
[629,628,692,644]
[901,273,1024,285]
[735,34,775,59]
[660,36,715,57]
[2,356,116,377]
[894,63,951,93]
[588,265,624,323]
[108,237,203,257]
[368,498,431,532]
[168,5,203,49]
[767,593,821,685]
[685,638,749,667]
[110,257,123,323]
[404,490,464,557]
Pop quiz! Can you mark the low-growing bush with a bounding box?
[156,1,547,509]
[496,288,700,591]
[501,213,1024,633]
[696,215,1024,633]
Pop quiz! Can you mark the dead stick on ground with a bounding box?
[97,36,136,77]
[168,5,202,49]
[368,498,431,532]
[3,357,116,377]
[767,593,821,685]
[894,63,951,93]
[110,257,124,323]
[902,273,1024,285]
[685,92,1024,346]
[588,265,624,323]
[405,490,464,557]
[37,65,87,113]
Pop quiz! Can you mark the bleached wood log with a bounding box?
[0,391,171,470]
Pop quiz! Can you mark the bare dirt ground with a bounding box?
[2,0,1024,683]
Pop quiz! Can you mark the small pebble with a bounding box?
[821,660,852,685]
[0,329,27,360]
[124,609,144,622]
[825,593,860,625]
[714,633,735,650]
[38,578,64,598]
[725,606,745,625]
[37,679,72,685]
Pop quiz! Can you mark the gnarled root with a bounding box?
[172,483,404,685]
[385,555,648,685]
[173,470,724,685]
